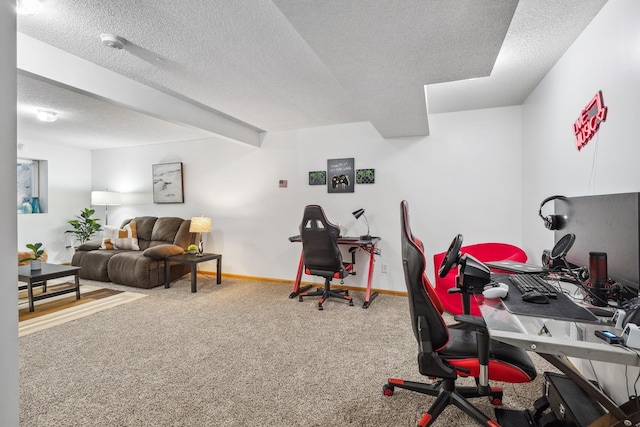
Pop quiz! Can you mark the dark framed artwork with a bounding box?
[327,157,354,193]
[356,169,375,184]
[152,162,184,203]
[308,171,326,185]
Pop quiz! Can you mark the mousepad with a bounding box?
[492,275,598,323]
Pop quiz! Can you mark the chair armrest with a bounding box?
[76,241,102,251]
[143,244,185,260]
[453,314,487,330]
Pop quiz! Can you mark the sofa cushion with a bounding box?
[150,217,188,247]
[72,249,123,282]
[107,251,190,289]
[123,217,157,250]
[143,244,185,260]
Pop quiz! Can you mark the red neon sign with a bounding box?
[573,91,607,151]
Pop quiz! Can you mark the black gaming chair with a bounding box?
[298,205,356,310]
[384,201,537,426]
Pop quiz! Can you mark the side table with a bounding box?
[165,253,222,293]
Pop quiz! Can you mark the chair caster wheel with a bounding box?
[317,304,323,310]
[382,384,394,396]
[345,290,349,296]
[490,397,502,406]
[298,296,303,302]
[348,300,354,307]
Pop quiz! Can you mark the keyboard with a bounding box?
[508,274,558,298]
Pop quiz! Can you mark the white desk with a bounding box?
[477,287,638,422]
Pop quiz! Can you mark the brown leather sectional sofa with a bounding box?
[72,216,196,289]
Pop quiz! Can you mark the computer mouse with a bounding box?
[522,291,549,304]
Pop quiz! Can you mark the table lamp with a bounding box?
[352,208,371,240]
[189,216,212,256]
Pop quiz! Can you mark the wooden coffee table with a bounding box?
[18,263,81,312]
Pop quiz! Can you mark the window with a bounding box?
[17,158,47,214]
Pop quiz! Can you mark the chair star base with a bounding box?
[384,378,503,426]
[298,278,354,310]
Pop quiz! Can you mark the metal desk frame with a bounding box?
[478,292,637,421]
[288,235,381,308]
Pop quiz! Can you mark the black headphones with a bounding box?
[538,195,570,230]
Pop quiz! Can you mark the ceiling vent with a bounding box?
[100,33,126,50]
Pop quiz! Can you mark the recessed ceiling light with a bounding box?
[16,0,43,15]
[36,109,57,122]
[100,33,126,50]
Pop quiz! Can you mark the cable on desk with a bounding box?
[617,345,640,410]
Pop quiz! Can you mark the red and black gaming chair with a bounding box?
[298,205,355,310]
[384,201,537,426]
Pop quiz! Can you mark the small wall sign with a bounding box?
[573,91,608,151]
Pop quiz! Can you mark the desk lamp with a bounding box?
[352,208,371,240]
[189,216,211,256]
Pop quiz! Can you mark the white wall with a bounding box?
[17,139,92,264]
[522,0,640,258]
[1,1,18,424]
[521,0,640,405]
[93,106,522,292]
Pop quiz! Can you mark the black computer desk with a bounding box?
[288,235,381,308]
[478,278,637,421]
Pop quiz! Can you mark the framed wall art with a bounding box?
[152,162,184,203]
[327,157,354,193]
[356,168,375,184]
[308,171,326,185]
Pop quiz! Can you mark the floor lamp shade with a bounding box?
[91,191,122,225]
[91,191,122,206]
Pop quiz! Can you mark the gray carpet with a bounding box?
[19,276,557,426]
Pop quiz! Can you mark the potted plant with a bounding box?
[19,242,45,270]
[66,208,103,245]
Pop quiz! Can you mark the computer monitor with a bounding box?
[554,192,640,295]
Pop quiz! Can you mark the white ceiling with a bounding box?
[16,0,608,150]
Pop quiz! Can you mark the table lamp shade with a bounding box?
[190,216,212,233]
[91,191,122,206]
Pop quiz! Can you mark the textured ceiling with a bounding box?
[16,0,608,149]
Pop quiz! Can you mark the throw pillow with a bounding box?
[101,221,140,250]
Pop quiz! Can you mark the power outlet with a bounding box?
[381,264,388,273]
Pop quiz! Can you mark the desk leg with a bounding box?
[28,280,34,312]
[289,249,312,298]
[191,264,198,293]
[75,273,80,300]
[216,257,222,284]
[164,261,171,288]
[540,353,626,421]
[362,244,379,309]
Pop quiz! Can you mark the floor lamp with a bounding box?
[91,190,122,226]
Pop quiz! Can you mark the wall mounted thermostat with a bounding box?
[622,323,640,349]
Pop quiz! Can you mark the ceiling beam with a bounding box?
[17,33,262,147]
